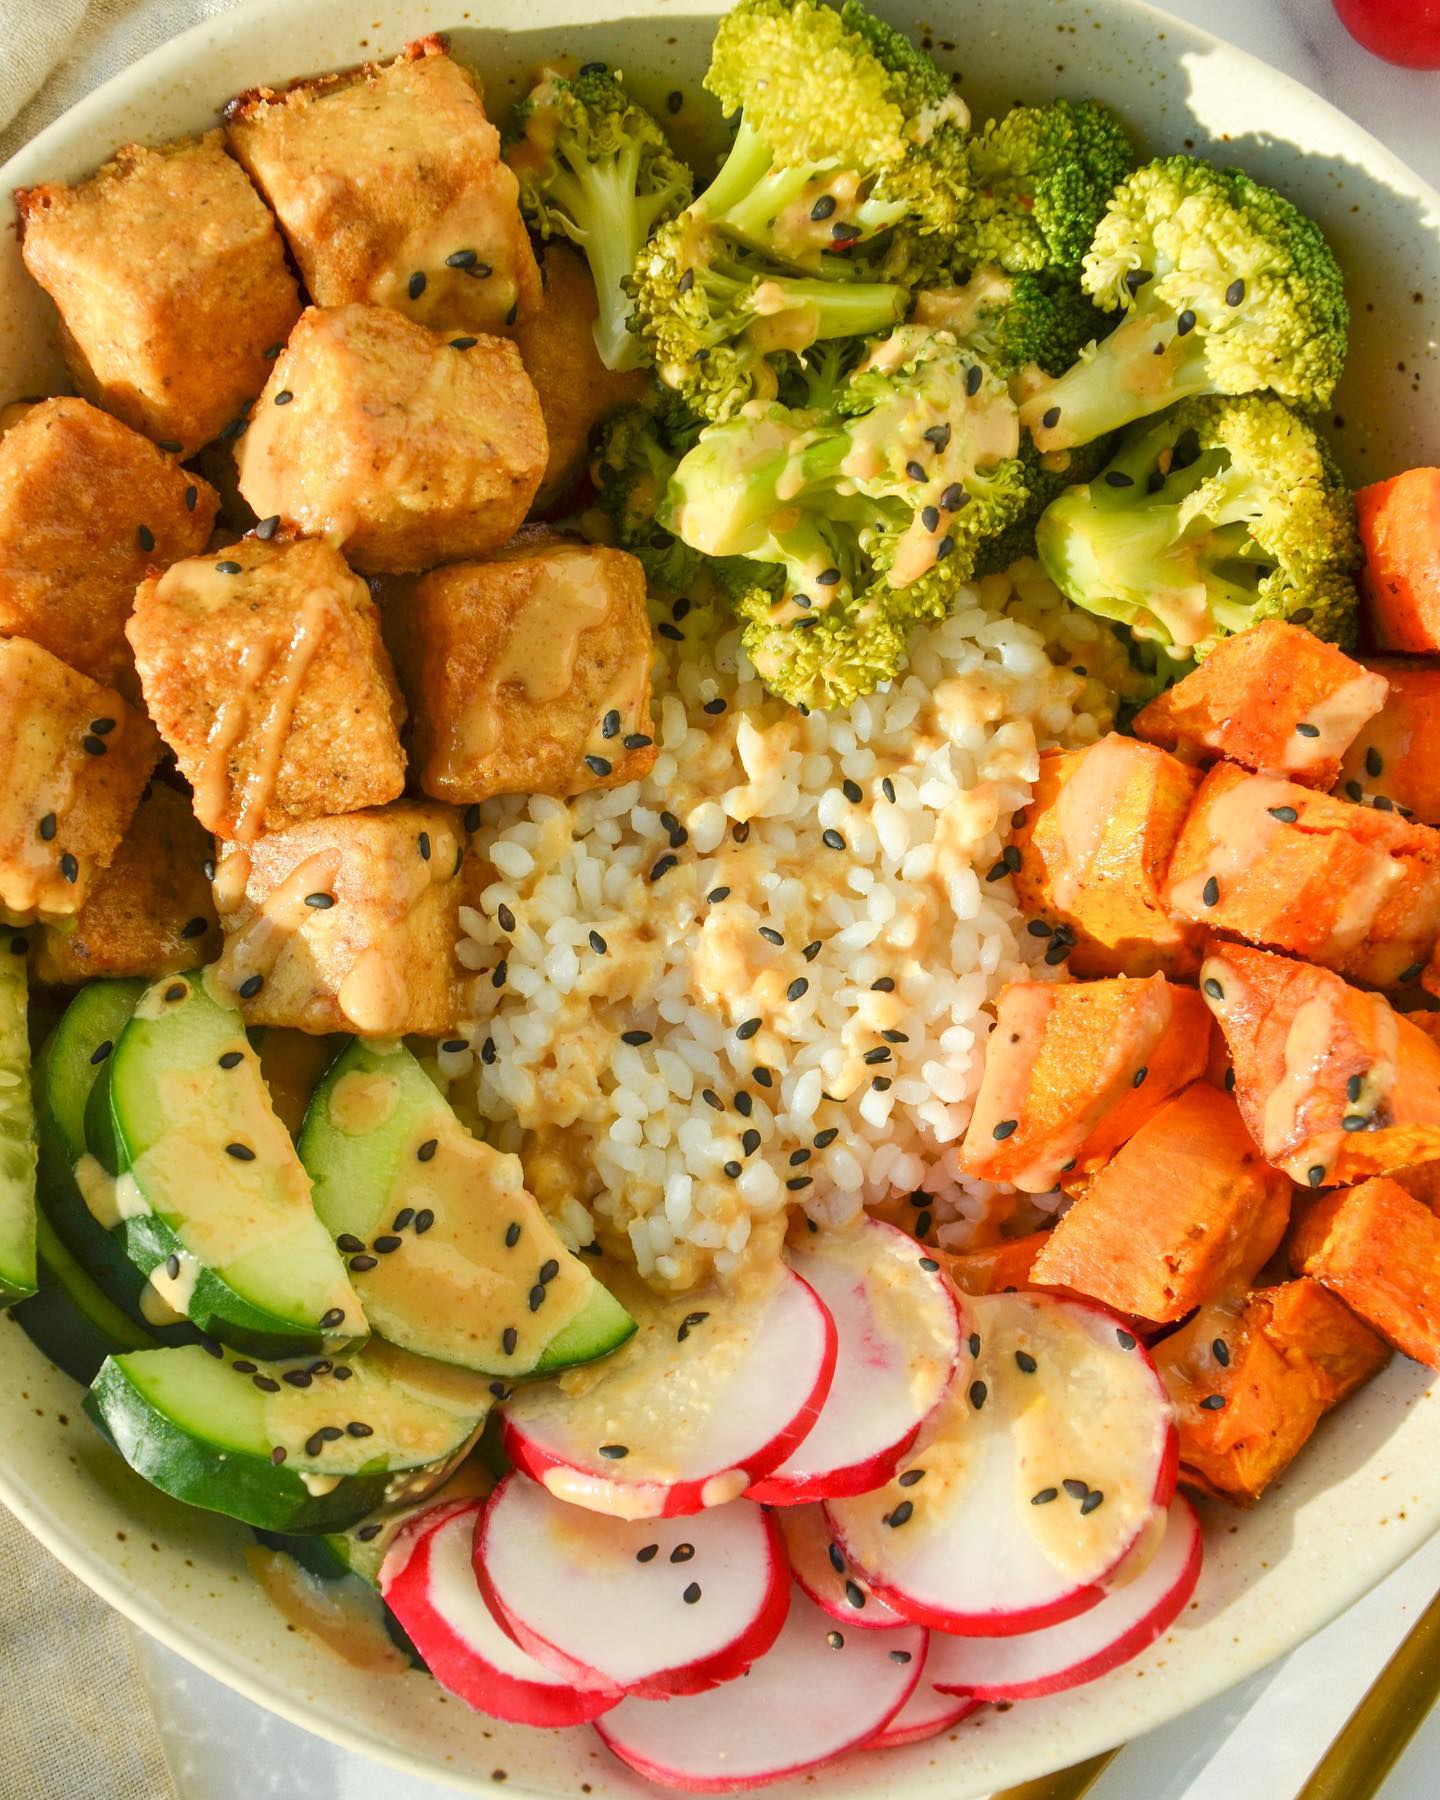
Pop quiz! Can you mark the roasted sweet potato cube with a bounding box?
[1133,620,1388,789]
[16,132,301,456]
[1290,1177,1440,1367]
[388,538,658,803]
[1167,762,1440,989]
[1011,735,1203,977]
[960,974,1213,1192]
[212,803,469,1036]
[127,534,406,841]
[1200,943,1440,1186]
[939,1231,1050,1295]
[0,637,160,924]
[225,37,541,338]
[1337,660,1440,825]
[235,304,546,574]
[1355,468,1440,653]
[0,398,217,685]
[1152,1279,1390,1505]
[1031,1082,1292,1323]
[1393,1160,1440,1212]
[31,782,220,983]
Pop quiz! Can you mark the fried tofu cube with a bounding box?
[127,534,406,841]
[1337,660,1440,825]
[1152,1279,1390,1505]
[1031,1082,1293,1323]
[1011,735,1204,977]
[1290,1177,1440,1367]
[388,537,658,802]
[1166,762,1440,989]
[211,802,469,1036]
[16,133,301,457]
[960,974,1213,1192]
[0,637,160,923]
[1133,620,1388,790]
[513,245,651,511]
[225,37,541,339]
[235,305,546,574]
[1200,943,1440,1187]
[0,398,218,686]
[31,782,220,983]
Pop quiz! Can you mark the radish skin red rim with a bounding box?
[777,1502,909,1631]
[748,1218,967,1505]
[501,1263,836,1519]
[827,1290,1179,1637]
[866,1664,980,1750]
[475,1473,790,1699]
[594,1583,927,1792]
[378,1499,615,1728]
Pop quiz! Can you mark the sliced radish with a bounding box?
[378,1499,614,1727]
[502,1263,835,1519]
[867,1672,980,1749]
[777,1502,908,1631]
[594,1584,926,1792]
[748,1219,967,1504]
[932,1493,1203,1699]
[827,1290,1178,1637]
[475,1472,789,1699]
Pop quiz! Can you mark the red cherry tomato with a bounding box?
[1332,0,1440,68]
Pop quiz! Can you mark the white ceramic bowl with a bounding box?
[1,3,1437,1795]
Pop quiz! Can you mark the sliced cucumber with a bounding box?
[12,1213,157,1384]
[105,972,365,1358]
[0,934,37,1304]
[86,1337,494,1534]
[298,1040,633,1377]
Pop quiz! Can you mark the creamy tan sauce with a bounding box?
[74,1155,150,1231]
[139,1254,199,1324]
[1284,671,1389,772]
[328,1069,402,1136]
[215,851,343,996]
[245,1547,409,1674]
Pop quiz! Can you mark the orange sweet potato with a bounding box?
[1393,1161,1440,1213]
[1134,620,1388,789]
[1166,762,1440,989]
[1011,735,1204,977]
[1289,1177,1440,1367]
[1200,942,1440,1186]
[961,975,1213,1192]
[1337,660,1440,825]
[1356,468,1440,653]
[940,1231,1050,1295]
[1030,1083,1293,1323]
[1153,1279,1389,1505]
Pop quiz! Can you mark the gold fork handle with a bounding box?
[992,1748,1119,1800]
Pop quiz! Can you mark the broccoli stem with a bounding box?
[1021,306,1214,451]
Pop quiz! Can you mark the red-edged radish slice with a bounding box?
[777,1502,908,1631]
[748,1219,967,1504]
[475,1473,789,1699]
[932,1493,1203,1700]
[868,1687,980,1749]
[594,1584,926,1792]
[828,1290,1178,1637]
[379,1499,614,1727]
[502,1263,835,1519]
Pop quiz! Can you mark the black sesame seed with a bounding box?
[1308,1165,1326,1188]
[184,483,199,513]
[215,560,243,576]
[620,1029,653,1047]
[683,1582,702,1604]
[38,812,57,841]
[333,1366,353,1380]
[863,1047,891,1066]
[1199,1393,1227,1411]
[968,1332,980,1357]
[1399,961,1425,984]
[584,754,612,778]
[82,732,108,756]
[88,1037,114,1067]
[417,1138,438,1163]
[826,1629,845,1649]
[270,1446,287,1466]
[1116,1329,1137,1350]
[225,1142,255,1161]
[1104,470,1136,489]
[283,1369,312,1388]
[1201,875,1220,908]
[232,1360,258,1376]
[1212,1338,1231,1367]
[1015,1350,1038,1374]
[1225,278,1246,307]
[1203,978,1225,1002]
[650,854,678,882]
[335,1233,364,1254]
[1080,1489,1105,1515]
[408,271,427,299]
[1041,406,1061,429]
[669,1542,695,1564]
[905,460,926,482]
[253,1375,280,1394]
[723,1160,743,1178]
[1342,1113,1369,1132]
[1125,269,1153,293]
[320,1308,346,1330]
[464,805,483,834]
[753,1067,773,1087]
[502,1326,518,1355]
[658,622,683,641]
[736,1017,761,1041]
[219,417,247,442]
[349,1254,378,1272]
[1031,1487,1059,1505]
[886,1500,914,1528]
[921,504,940,532]
[919,1256,940,1272]
[528,1284,547,1311]
[304,1431,326,1456]
[588,929,608,955]
[890,1649,912,1665]
[841,779,863,805]
[811,194,837,222]
[1267,806,1300,824]
[1132,1065,1149,1089]
[787,1175,812,1191]
[481,1038,497,1065]
[1062,1478,1088,1500]
[163,1253,180,1280]
[667,90,683,113]
[787,977,809,1002]
[636,1544,660,1564]
[1295,721,1321,738]
[373,1234,403,1254]
[992,1118,1019,1141]
[703,696,727,715]
[790,1149,812,1167]
[1365,746,1384,778]
[969,1380,987,1410]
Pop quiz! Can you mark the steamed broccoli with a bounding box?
[913,264,1110,380]
[973,433,1115,576]
[507,66,693,371]
[1018,157,1348,453]
[960,99,1134,276]
[588,403,710,592]
[1034,394,1360,658]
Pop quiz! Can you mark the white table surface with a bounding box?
[131,1,1440,1796]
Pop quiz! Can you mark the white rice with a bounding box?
[456,560,1121,1291]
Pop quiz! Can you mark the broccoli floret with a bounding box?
[960,99,1133,275]
[974,433,1115,576]
[1018,156,1348,453]
[660,325,1030,707]
[587,402,710,592]
[914,264,1110,379]
[1034,394,1360,658]
[508,66,694,371]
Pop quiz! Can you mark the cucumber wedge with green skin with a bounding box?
[0,934,37,1304]
[12,1213,157,1384]
[86,1337,494,1534]
[106,973,366,1359]
[298,1040,633,1377]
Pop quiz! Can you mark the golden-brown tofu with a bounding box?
[514,245,651,512]
[31,781,220,983]
[0,398,218,686]
[1289,1177,1440,1368]
[0,637,160,924]
[127,534,406,841]
[225,37,541,339]
[16,133,301,456]
[235,304,546,574]
[211,802,470,1036]
[388,537,658,803]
